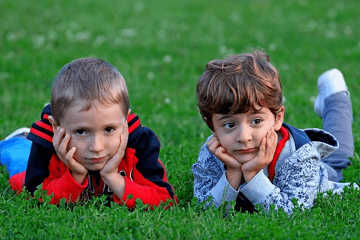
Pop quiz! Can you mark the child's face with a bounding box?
[211,106,284,164]
[56,100,127,171]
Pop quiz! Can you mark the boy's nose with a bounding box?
[89,135,104,152]
[236,125,252,142]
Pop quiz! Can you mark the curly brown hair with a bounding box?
[196,50,283,130]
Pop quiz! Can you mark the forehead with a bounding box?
[213,107,274,121]
[61,100,125,127]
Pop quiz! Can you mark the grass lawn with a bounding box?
[1,0,360,239]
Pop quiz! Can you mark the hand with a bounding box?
[52,126,88,183]
[241,127,278,183]
[207,134,243,189]
[100,122,128,178]
[207,134,242,170]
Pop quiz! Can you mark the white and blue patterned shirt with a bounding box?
[192,123,357,214]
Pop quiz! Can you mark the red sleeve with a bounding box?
[42,154,88,204]
[112,115,177,209]
[114,176,176,209]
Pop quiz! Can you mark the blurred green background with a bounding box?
[1,0,360,239]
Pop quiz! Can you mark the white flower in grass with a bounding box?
[161,20,169,29]
[0,72,9,79]
[7,32,18,42]
[327,9,337,19]
[75,31,91,41]
[122,28,137,38]
[344,26,352,36]
[66,30,74,41]
[281,64,289,71]
[32,35,45,48]
[6,51,15,59]
[163,55,172,63]
[158,29,166,39]
[147,72,155,80]
[114,37,123,46]
[164,97,171,104]
[220,45,235,56]
[70,21,78,29]
[269,43,277,52]
[310,96,316,103]
[325,29,337,39]
[93,35,105,48]
[7,29,26,42]
[306,20,317,31]
[48,30,57,41]
[335,2,345,10]
[230,11,240,23]
[134,1,144,12]
[282,96,286,104]
[151,59,158,66]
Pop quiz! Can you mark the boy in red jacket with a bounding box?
[10,58,176,209]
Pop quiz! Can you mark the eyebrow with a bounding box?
[217,114,233,121]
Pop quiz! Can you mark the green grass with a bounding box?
[1,0,360,239]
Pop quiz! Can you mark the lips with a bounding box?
[237,148,257,154]
[88,157,105,163]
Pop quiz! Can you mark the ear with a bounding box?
[274,106,285,131]
[48,116,59,132]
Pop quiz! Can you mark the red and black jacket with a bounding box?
[25,104,176,208]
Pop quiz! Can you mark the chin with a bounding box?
[235,155,256,164]
[85,163,106,171]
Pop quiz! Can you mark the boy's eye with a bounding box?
[252,119,262,125]
[76,130,86,136]
[223,122,235,129]
[105,127,115,133]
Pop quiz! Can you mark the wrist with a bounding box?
[101,171,121,184]
[70,170,87,184]
[243,171,258,183]
[225,168,242,190]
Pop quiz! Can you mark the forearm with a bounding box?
[225,168,242,190]
[114,177,175,208]
[101,173,126,200]
[42,168,88,204]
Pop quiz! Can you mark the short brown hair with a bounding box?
[196,50,283,130]
[51,58,129,123]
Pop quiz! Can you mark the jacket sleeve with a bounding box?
[114,114,177,208]
[240,144,324,215]
[25,104,55,194]
[41,154,88,204]
[192,140,239,208]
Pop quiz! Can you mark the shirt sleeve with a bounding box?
[25,104,55,194]
[113,119,177,208]
[240,153,323,215]
[192,140,239,208]
[41,155,89,204]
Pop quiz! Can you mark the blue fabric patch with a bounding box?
[0,138,31,177]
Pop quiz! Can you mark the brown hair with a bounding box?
[196,50,283,130]
[51,58,129,123]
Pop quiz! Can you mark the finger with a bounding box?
[119,123,128,153]
[214,147,241,168]
[65,146,77,162]
[58,132,71,155]
[265,128,277,156]
[52,127,64,148]
[207,138,220,154]
[259,137,267,158]
[206,135,216,148]
[110,122,129,163]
